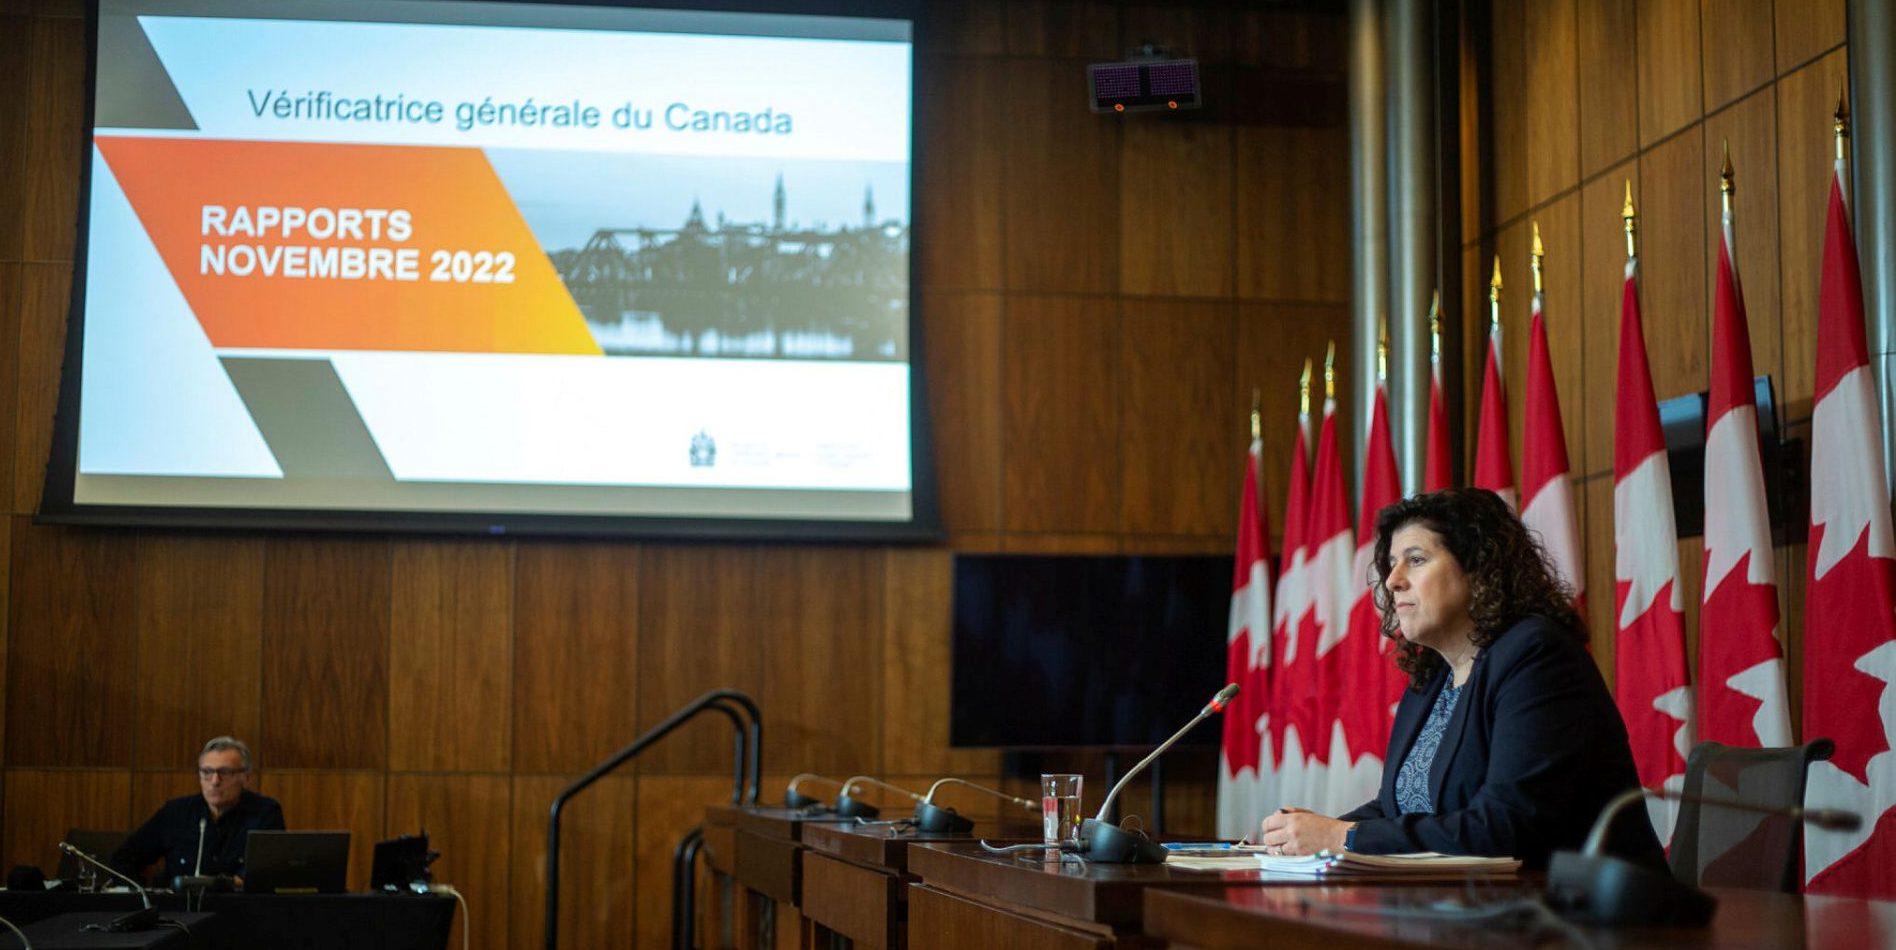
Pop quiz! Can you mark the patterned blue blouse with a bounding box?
[1394,682,1463,815]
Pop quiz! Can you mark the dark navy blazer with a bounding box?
[1339,615,1665,870]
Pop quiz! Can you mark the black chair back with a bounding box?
[1669,738,1834,893]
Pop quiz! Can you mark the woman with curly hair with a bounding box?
[1257,487,1663,869]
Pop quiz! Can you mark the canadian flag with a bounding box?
[1698,193,1790,750]
[1217,436,1275,839]
[1334,382,1402,812]
[1801,148,1896,898]
[1305,391,1357,815]
[1267,410,1315,811]
[1474,267,1517,511]
[1612,242,1693,843]
[1520,286,1584,608]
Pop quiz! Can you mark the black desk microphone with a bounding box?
[1545,785,1861,926]
[912,778,1038,833]
[1080,683,1239,864]
[56,842,158,932]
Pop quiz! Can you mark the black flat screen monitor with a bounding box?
[949,553,1232,749]
[243,830,349,894]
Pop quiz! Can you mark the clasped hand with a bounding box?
[1256,807,1353,856]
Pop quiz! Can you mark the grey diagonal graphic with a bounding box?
[95,14,199,130]
[220,357,395,482]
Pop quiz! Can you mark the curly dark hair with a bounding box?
[1371,487,1586,689]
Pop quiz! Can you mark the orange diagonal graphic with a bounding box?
[96,136,600,356]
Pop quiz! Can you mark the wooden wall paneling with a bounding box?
[1776,541,1807,739]
[5,522,135,766]
[882,548,997,778]
[1,769,130,874]
[916,1,1004,57]
[386,773,512,950]
[128,770,196,834]
[266,771,384,891]
[1236,126,1351,305]
[1774,0,1844,74]
[1458,10,1485,242]
[1577,0,1640,190]
[1238,9,1346,73]
[632,774,735,950]
[1583,475,1617,671]
[633,544,762,775]
[758,547,884,779]
[1004,1,1118,58]
[1524,0,1580,209]
[12,264,67,512]
[1699,0,1774,112]
[389,540,513,773]
[0,264,18,511]
[1119,5,1241,65]
[915,57,1004,292]
[132,534,264,768]
[21,14,80,261]
[1701,88,1783,390]
[1773,50,1850,416]
[1487,0,1528,227]
[1493,216,1530,482]
[512,541,639,774]
[1001,59,1120,294]
[509,773,635,950]
[0,16,28,263]
[0,519,6,762]
[261,538,391,771]
[1126,535,1229,555]
[1118,120,1233,299]
[1234,301,1350,536]
[1677,535,1705,692]
[1635,0,1705,147]
[1637,128,1710,401]
[999,295,1120,533]
[1459,245,1485,472]
[920,291,1003,537]
[1120,299,1234,537]
[1536,195,1587,482]
[1580,163,1640,477]
[999,533,1119,554]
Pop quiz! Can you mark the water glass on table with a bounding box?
[1041,773,1083,846]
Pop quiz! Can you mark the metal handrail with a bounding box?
[544,688,762,950]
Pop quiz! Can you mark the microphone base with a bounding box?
[106,906,160,932]
[834,794,881,820]
[912,801,975,834]
[1544,849,1716,927]
[1079,818,1168,864]
[783,790,824,810]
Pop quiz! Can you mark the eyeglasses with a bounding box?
[197,767,248,779]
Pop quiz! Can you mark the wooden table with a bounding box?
[799,821,1038,949]
[1141,883,1896,949]
[700,804,860,950]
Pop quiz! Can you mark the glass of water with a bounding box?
[1040,773,1083,846]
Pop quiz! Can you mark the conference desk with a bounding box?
[0,891,453,950]
[0,911,217,949]
[799,820,1039,949]
[702,803,861,949]
[1141,883,1896,949]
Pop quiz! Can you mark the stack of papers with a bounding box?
[1164,849,1521,877]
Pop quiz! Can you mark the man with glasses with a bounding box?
[111,736,285,885]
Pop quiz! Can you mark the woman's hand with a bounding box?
[1256,807,1354,856]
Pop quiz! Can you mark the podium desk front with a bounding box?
[1142,883,1896,949]
[799,822,1038,950]
[701,804,859,950]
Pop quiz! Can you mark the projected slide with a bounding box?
[64,0,920,530]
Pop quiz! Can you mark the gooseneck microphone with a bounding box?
[1081,683,1239,864]
[193,818,207,877]
[1545,785,1864,926]
[836,776,925,820]
[58,842,158,932]
[913,778,1039,833]
[783,774,845,810]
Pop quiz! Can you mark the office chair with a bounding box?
[1669,738,1835,893]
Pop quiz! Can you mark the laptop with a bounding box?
[242,830,350,894]
[56,829,127,881]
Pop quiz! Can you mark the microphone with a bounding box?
[193,818,206,877]
[57,842,158,932]
[835,776,925,820]
[1546,785,1863,926]
[783,774,845,810]
[913,778,1039,834]
[1080,683,1239,864]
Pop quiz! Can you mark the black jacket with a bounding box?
[1340,615,1666,870]
[111,789,285,882]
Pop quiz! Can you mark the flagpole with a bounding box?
[1623,181,1639,260]
[1530,221,1544,297]
[1324,342,1336,403]
[1488,255,1503,335]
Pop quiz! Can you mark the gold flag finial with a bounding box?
[1249,388,1261,442]
[1530,220,1545,296]
[1836,86,1850,161]
[1488,255,1503,332]
[1621,180,1638,259]
[1720,140,1735,218]
[1428,289,1442,365]
[1323,341,1336,401]
[1377,317,1389,382]
[1299,358,1311,417]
